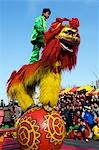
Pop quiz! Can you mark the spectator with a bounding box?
[83,106,94,128]
[14,103,22,122]
[0,99,5,108]
[76,118,91,141]
[0,107,4,126]
[93,102,99,117]
[73,110,82,125]
[3,106,12,128]
[67,122,79,139]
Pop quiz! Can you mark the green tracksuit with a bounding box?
[29,15,47,64]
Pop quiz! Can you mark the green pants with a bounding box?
[29,44,41,64]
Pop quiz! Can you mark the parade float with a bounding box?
[6,17,80,150]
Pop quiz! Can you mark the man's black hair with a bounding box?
[42,8,51,15]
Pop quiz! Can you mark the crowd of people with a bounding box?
[0,99,22,129]
[57,91,99,141]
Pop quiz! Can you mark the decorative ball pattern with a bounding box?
[17,107,66,150]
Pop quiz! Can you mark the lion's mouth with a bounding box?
[60,38,74,52]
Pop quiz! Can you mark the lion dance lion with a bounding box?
[7,18,80,112]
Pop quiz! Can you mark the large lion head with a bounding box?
[57,24,80,53]
[41,18,80,70]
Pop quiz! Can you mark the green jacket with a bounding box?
[31,15,47,44]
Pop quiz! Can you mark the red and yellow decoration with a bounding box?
[17,107,66,150]
[7,17,80,112]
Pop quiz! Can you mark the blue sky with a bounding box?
[0,0,99,104]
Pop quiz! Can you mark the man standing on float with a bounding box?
[29,8,51,64]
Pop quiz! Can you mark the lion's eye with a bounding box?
[64,30,74,35]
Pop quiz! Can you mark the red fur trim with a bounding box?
[7,65,27,93]
[59,46,78,70]
[44,21,63,43]
[7,71,17,84]
[41,38,61,65]
[21,61,41,81]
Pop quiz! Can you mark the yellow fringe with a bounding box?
[39,70,61,107]
[8,83,33,111]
